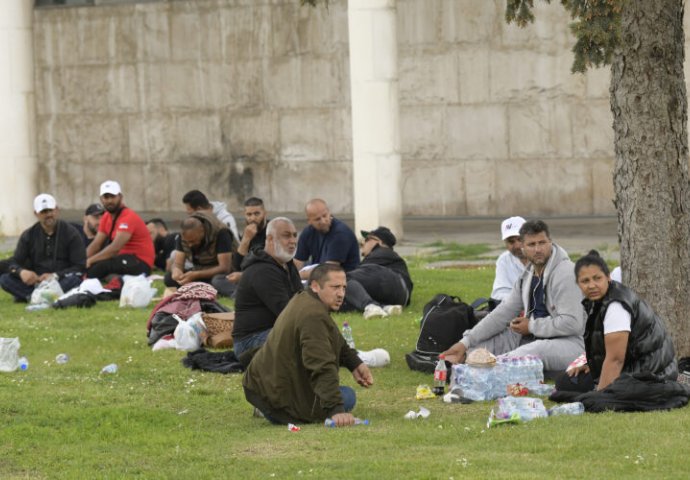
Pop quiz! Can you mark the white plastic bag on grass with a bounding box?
[119,274,157,308]
[174,313,207,351]
[0,337,21,372]
[29,277,63,306]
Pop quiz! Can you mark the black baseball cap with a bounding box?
[360,226,397,247]
[85,203,104,216]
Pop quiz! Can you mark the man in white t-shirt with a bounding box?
[490,216,529,302]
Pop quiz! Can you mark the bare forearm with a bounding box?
[597,357,624,391]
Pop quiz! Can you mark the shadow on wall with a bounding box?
[226,157,254,205]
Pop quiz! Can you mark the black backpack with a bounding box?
[405,294,477,373]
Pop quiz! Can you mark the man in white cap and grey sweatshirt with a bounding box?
[86,180,154,279]
[490,216,529,302]
[0,194,85,301]
[443,220,585,373]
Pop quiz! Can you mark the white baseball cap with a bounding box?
[100,180,122,196]
[501,216,526,240]
[33,193,57,213]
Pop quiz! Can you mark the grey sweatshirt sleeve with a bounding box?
[528,260,585,338]
[461,277,524,349]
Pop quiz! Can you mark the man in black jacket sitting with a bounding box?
[232,217,302,357]
[343,226,414,319]
[0,194,85,302]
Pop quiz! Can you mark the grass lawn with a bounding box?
[0,253,688,480]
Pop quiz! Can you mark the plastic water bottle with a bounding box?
[17,356,29,371]
[548,402,585,416]
[324,417,369,427]
[100,363,118,374]
[342,322,355,350]
[433,354,447,396]
[55,353,70,364]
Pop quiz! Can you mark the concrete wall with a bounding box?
[33,0,622,216]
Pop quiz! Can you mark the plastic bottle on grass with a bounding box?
[324,417,369,427]
[55,353,70,364]
[548,402,585,416]
[433,354,447,396]
[17,356,29,371]
[342,322,355,350]
[100,363,118,374]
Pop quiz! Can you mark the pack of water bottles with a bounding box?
[450,355,545,401]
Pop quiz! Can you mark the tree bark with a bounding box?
[611,0,690,357]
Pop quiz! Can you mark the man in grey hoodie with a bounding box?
[182,189,239,242]
[442,220,585,372]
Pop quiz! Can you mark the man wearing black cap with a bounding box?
[342,226,414,319]
[71,203,104,248]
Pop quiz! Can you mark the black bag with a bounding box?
[406,294,477,373]
[53,292,97,309]
[469,297,500,321]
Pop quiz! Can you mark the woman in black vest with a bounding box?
[558,250,677,393]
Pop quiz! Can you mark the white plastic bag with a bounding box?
[119,274,157,308]
[29,277,63,306]
[0,337,21,372]
[174,313,206,351]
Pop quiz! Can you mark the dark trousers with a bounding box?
[342,264,409,311]
[86,254,151,279]
[0,258,12,275]
[244,385,356,425]
[0,273,82,302]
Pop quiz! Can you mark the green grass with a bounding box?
[0,259,686,479]
[417,241,495,263]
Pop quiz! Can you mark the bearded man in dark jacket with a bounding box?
[341,226,413,319]
[232,217,302,357]
[0,194,84,302]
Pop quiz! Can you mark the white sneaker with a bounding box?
[383,305,403,316]
[363,304,388,319]
[358,348,390,368]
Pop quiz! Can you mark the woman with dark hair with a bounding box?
[558,250,678,394]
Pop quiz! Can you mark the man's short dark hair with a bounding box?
[182,190,211,209]
[309,264,344,287]
[244,197,264,208]
[519,219,550,240]
[147,218,168,230]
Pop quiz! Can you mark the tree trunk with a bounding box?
[611,0,690,357]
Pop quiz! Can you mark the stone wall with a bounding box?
[32,0,648,216]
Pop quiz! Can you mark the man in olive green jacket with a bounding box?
[243,264,374,426]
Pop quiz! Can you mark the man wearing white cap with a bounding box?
[490,216,529,302]
[0,194,85,302]
[86,180,155,279]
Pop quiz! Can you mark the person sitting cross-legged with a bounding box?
[164,213,234,295]
[0,194,84,302]
[232,217,302,358]
[86,180,155,279]
[442,220,585,374]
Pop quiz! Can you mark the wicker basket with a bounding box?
[202,312,234,347]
